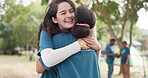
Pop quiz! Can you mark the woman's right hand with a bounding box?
[77,39,90,50]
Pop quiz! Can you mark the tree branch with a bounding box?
[120,0,129,40]
[95,11,107,24]
[95,0,117,40]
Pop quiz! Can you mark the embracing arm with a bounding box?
[41,41,80,67]
[36,56,46,74]
[37,30,89,73]
[36,38,89,74]
[41,38,89,68]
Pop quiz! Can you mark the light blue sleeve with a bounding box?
[37,29,54,56]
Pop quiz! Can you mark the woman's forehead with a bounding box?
[57,2,73,12]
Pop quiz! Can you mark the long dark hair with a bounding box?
[71,7,96,38]
[38,0,76,41]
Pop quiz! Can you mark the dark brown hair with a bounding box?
[71,7,96,38]
[38,0,76,41]
[122,41,127,44]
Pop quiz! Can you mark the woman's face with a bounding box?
[52,2,75,30]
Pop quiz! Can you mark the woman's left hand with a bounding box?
[83,36,101,52]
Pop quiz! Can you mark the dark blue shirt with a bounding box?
[120,47,130,64]
[105,45,115,64]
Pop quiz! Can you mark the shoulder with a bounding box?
[53,32,74,39]
[106,45,110,48]
[41,29,48,35]
[126,47,130,51]
[39,29,53,44]
[105,45,111,51]
[105,45,109,49]
[124,47,129,50]
[40,29,51,39]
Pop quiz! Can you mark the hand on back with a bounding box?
[83,36,101,52]
[77,36,102,51]
[77,38,90,50]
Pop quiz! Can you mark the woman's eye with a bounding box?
[61,12,66,15]
[70,10,74,13]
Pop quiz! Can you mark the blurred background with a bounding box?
[0,0,148,78]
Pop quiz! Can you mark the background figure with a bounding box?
[105,39,118,78]
[120,41,130,78]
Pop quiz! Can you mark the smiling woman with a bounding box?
[36,0,82,77]
[51,2,75,30]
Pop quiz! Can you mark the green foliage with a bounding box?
[0,38,4,54]
[41,0,49,5]
[75,0,80,3]
[103,1,119,16]
[0,0,46,54]
[96,17,107,40]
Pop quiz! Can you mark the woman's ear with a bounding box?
[52,17,58,23]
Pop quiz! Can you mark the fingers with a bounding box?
[77,38,90,50]
[81,43,90,50]
[84,36,95,41]
[83,37,95,45]
[83,36,102,51]
[86,43,93,48]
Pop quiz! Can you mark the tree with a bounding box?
[0,0,45,54]
[93,0,147,48]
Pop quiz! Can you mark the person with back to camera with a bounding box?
[36,0,101,78]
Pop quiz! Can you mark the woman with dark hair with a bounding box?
[36,0,101,78]
[71,6,96,39]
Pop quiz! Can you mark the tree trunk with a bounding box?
[129,21,134,48]
[95,0,117,40]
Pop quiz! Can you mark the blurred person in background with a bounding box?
[105,39,119,78]
[120,41,130,78]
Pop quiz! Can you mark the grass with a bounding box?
[99,56,148,78]
[0,55,148,78]
[0,55,40,78]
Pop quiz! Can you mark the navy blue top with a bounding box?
[38,30,101,78]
